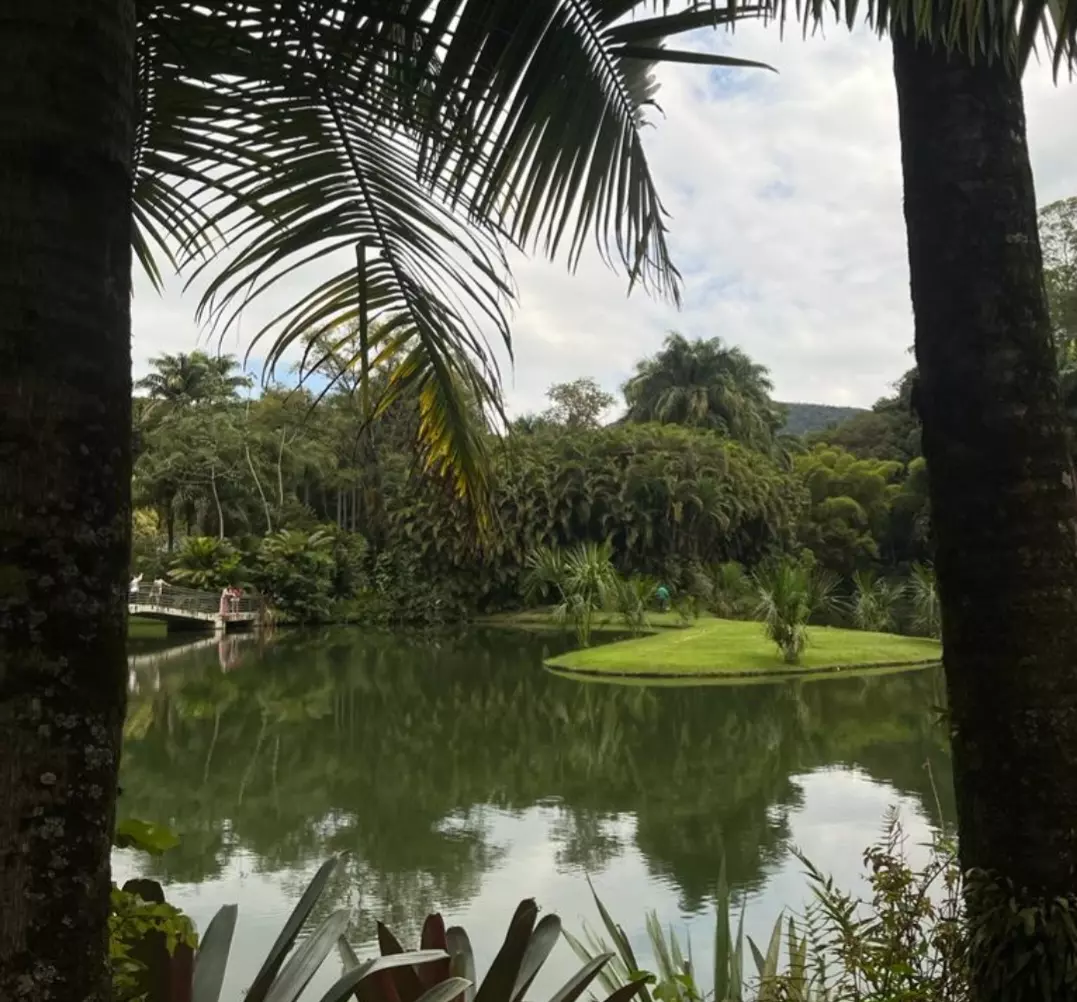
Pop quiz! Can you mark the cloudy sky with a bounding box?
[131,20,1075,418]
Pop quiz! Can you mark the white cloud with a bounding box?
[131,21,1076,415]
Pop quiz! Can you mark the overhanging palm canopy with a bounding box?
[132,0,771,501]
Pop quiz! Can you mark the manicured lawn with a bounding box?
[545,617,941,678]
[476,608,689,631]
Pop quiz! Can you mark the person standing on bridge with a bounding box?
[129,573,142,597]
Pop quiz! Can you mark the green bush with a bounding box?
[367,543,472,625]
[613,574,658,635]
[753,562,813,664]
[569,813,965,1002]
[523,541,619,646]
[908,562,942,638]
[693,561,755,619]
[255,528,336,623]
[851,569,904,633]
[169,536,244,590]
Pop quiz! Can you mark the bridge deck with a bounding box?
[129,581,260,631]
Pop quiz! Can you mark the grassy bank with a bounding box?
[545,617,941,678]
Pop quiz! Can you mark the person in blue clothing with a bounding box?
[655,583,671,612]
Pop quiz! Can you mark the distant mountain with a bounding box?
[778,402,867,436]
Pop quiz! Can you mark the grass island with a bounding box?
[543,616,942,679]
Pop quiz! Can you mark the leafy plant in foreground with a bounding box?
[569,816,966,1002]
[789,813,965,1002]
[356,898,649,1002]
[113,857,450,1002]
[565,865,799,1002]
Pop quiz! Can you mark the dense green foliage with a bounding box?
[623,333,785,453]
[385,424,804,614]
[132,341,806,623]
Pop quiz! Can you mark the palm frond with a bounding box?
[131,1,774,506]
[771,0,1075,75]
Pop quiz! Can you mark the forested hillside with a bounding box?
[778,402,865,435]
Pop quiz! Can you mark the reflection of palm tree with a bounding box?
[119,631,951,919]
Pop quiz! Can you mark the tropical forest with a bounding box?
[2,5,1077,1002]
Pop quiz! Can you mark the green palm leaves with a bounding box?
[524,541,619,645]
[623,334,784,454]
[131,2,770,504]
[752,561,841,664]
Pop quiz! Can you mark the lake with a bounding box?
[116,626,953,999]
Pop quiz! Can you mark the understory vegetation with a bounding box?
[113,812,964,1002]
[131,338,921,635]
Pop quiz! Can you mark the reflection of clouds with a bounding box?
[113,770,935,1002]
[132,24,1073,421]
[118,631,952,1000]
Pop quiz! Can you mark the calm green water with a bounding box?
[116,627,952,999]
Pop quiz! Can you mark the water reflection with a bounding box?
[120,626,952,945]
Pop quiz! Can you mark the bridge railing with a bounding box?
[130,581,260,619]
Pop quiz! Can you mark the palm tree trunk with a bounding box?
[245,442,273,534]
[0,3,136,999]
[893,29,1077,994]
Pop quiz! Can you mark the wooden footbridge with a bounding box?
[129,581,260,632]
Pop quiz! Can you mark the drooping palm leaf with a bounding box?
[131,1,771,507]
[758,0,1075,71]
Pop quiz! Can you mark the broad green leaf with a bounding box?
[115,817,181,855]
[192,904,237,1002]
[512,913,561,1002]
[265,908,352,1002]
[473,900,537,1002]
[246,857,337,1002]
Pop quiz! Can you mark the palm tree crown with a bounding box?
[136,352,251,408]
[623,333,783,452]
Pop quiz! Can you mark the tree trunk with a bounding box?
[245,442,273,534]
[277,428,288,508]
[893,30,1077,997]
[0,3,136,1000]
[209,466,225,539]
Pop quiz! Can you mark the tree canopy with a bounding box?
[623,333,785,452]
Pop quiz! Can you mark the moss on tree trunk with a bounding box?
[0,2,136,999]
[893,28,1077,999]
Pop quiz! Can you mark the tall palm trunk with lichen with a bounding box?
[0,2,135,999]
[893,28,1077,997]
